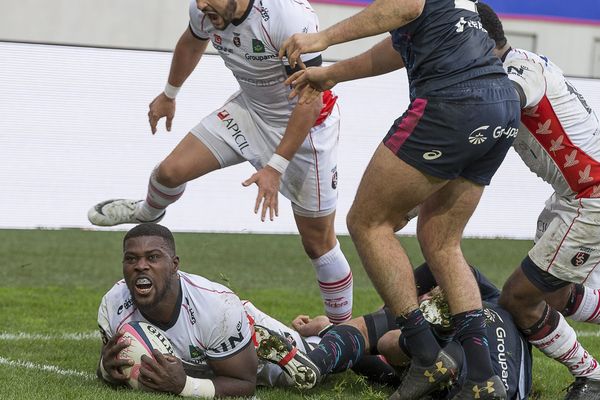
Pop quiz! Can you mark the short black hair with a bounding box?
[477,2,507,49]
[123,223,176,255]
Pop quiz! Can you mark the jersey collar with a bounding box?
[232,0,254,26]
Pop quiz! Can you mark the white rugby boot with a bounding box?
[87,199,165,226]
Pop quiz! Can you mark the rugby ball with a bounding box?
[116,321,176,390]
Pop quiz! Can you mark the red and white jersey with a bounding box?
[505,48,600,199]
[189,0,334,127]
[98,271,253,366]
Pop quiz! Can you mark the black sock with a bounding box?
[396,308,440,365]
[308,324,366,375]
[351,355,402,387]
[452,309,494,382]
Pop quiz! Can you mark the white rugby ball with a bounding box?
[116,321,176,390]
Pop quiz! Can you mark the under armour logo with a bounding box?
[549,135,565,153]
[472,381,496,399]
[564,150,579,168]
[536,119,552,135]
[579,165,593,184]
[423,361,447,383]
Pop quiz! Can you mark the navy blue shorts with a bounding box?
[383,76,521,185]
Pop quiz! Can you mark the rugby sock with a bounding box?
[311,241,353,324]
[396,308,441,365]
[351,355,402,386]
[564,285,600,323]
[307,325,365,375]
[137,169,186,221]
[527,306,600,379]
[453,309,496,382]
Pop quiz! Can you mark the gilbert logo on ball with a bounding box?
[116,321,176,389]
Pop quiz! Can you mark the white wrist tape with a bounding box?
[179,376,216,398]
[267,153,289,174]
[164,82,181,99]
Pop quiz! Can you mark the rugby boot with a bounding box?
[88,199,165,226]
[564,377,600,400]
[451,375,507,400]
[388,348,459,400]
[254,324,321,389]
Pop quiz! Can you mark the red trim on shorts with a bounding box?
[314,90,338,126]
[545,199,583,272]
[384,98,427,154]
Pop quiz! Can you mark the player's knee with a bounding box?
[156,160,187,188]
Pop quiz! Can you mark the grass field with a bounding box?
[0,229,596,399]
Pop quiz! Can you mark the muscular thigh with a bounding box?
[352,143,447,227]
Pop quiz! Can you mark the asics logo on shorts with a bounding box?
[423,150,443,160]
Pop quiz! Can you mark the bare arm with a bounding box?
[279,0,423,67]
[242,66,324,221]
[322,0,424,46]
[287,37,404,104]
[168,27,209,86]
[207,343,258,397]
[148,27,209,134]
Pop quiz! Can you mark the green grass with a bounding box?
[0,229,593,399]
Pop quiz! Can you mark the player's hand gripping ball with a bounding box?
[116,321,176,389]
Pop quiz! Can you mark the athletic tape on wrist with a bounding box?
[179,376,216,398]
[164,82,181,99]
[267,153,289,174]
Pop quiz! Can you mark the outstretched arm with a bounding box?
[148,27,209,134]
[280,0,424,68]
[287,37,405,104]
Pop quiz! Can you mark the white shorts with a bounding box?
[191,91,340,216]
[529,193,600,285]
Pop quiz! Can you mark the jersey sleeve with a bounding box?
[188,0,210,40]
[97,294,114,345]
[268,0,321,65]
[203,294,252,360]
[504,57,546,108]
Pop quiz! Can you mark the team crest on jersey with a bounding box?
[331,167,338,189]
[572,251,591,266]
[252,39,265,53]
[233,36,241,47]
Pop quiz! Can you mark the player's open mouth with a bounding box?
[135,277,153,295]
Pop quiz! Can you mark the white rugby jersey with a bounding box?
[188,0,324,127]
[98,271,310,373]
[98,271,253,366]
[505,48,600,199]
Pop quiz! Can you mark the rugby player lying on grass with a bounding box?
[256,263,533,400]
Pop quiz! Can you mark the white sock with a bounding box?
[570,287,600,323]
[530,313,600,379]
[137,169,186,221]
[311,241,353,324]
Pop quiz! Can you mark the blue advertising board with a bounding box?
[310,0,600,25]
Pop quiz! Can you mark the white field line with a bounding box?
[577,330,600,337]
[0,356,95,380]
[0,331,99,340]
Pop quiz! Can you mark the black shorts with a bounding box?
[383,76,521,185]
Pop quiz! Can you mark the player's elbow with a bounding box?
[400,0,425,23]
